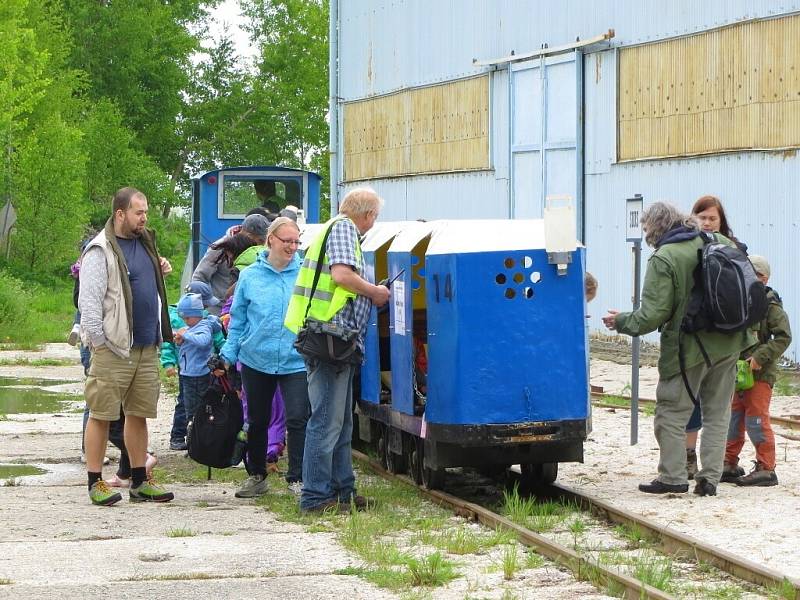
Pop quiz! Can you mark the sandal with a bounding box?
[106,474,130,488]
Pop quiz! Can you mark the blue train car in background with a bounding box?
[183,166,321,284]
[354,214,591,489]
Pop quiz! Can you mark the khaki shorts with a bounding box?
[85,345,161,420]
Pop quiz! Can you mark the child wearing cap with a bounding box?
[163,291,224,450]
[722,255,792,487]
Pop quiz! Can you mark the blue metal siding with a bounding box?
[337,1,800,360]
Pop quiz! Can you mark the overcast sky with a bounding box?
[205,0,257,63]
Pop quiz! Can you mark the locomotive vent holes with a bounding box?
[513,272,524,284]
[504,288,516,299]
[523,287,534,299]
[504,257,515,269]
[522,256,533,268]
[530,271,541,284]
[495,273,507,285]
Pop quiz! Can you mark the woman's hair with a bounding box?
[266,216,300,248]
[339,187,384,217]
[691,195,736,240]
[210,232,258,265]
[584,272,598,302]
[641,201,697,248]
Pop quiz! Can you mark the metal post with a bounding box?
[625,193,644,446]
[630,239,642,445]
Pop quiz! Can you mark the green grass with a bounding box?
[631,551,673,592]
[501,485,569,532]
[165,526,197,538]
[767,578,798,600]
[525,550,546,569]
[0,277,74,345]
[773,373,800,397]
[500,545,519,580]
[405,552,458,587]
[614,523,653,548]
[0,358,75,366]
[0,578,11,585]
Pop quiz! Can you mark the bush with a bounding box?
[0,271,31,330]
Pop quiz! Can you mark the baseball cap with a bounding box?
[177,293,204,318]
[242,214,269,238]
[185,281,221,307]
[749,255,770,279]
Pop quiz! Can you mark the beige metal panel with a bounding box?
[618,14,800,161]
[343,75,490,181]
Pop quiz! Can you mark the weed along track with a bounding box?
[354,450,800,599]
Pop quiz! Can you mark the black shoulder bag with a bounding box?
[293,222,363,367]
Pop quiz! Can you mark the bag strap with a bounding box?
[678,330,712,406]
[303,218,340,322]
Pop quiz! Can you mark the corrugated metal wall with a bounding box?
[337,1,800,360]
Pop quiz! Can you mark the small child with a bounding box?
[174,293,223,421]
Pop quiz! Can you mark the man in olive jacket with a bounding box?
[603,202,754,496]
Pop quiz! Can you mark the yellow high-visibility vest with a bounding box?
[284,216,362,333]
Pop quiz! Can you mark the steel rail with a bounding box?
[353,449,675,600]
[537,480,800,596]
[591,391,800,431]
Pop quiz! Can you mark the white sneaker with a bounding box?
[67,324,80,346]
[287,481,303,496]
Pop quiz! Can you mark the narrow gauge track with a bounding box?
[591,391,800,432]
[352,449,676,600]
[354,449,800,599]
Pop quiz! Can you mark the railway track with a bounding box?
[591,391,800,432]
[353,449,800,600]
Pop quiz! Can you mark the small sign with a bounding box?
[393,280,406,335]
[626,195,643,242]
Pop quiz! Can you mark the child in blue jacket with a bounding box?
[163,282,225,451]
[175,293,223,421]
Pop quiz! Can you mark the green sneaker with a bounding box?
[129,479,175,503]
[89,480,123,506]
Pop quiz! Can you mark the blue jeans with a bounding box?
[181,374,210,422]
[300,360,357,510]
[170,376,187,443]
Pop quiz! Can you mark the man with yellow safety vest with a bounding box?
[285,188,390,513]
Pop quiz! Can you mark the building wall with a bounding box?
[336,0,800,360]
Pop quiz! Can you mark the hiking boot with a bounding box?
[693,477,717,496]
[686,448,698,480]
[736,462,778,487]
[235,475,268,498]
[720,462,745,483]
[301,499,348,514]
[169,440,187,451]
[638,479,688,494]
[348,495,375,511]
[130,479,174,503]
[89,480,122,506]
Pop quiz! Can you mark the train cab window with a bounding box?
[221,177,302,217]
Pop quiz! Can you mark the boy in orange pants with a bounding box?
[722,255,792,487]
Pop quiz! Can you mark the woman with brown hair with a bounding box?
[684,195,747,478]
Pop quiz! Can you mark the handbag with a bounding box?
[735,359,754,391]
[293,221,363,367]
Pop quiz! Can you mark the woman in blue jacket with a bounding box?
[221,217,310,499]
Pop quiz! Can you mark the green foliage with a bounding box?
[0,271,74,344]
[0,271,30,329]
[405,552,458,587]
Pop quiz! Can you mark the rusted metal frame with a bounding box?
[548,482,800,594]
[352,450,675,600]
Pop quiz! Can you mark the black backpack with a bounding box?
[187,375,244,469]
[679,232,767,403]
[682,232,767,334]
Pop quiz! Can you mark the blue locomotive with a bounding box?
[353,217,591,489]
[182,166,321,286]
